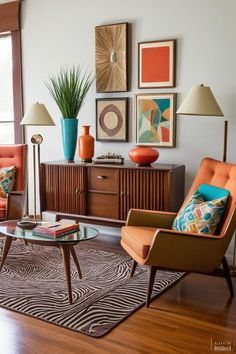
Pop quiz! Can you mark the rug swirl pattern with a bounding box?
[0,241,184,337]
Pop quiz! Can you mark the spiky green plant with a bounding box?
[46,67,94,118]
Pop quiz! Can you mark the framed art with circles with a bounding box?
[96,97,128,142]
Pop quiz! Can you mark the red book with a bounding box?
[32,222,79,237]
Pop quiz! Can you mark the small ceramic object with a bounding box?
[128,146,159,166]
[78,125,94,163]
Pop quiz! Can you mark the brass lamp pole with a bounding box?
[20,103,55,220]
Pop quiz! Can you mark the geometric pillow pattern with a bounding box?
[0,165,16,198]
[172,190,228,234]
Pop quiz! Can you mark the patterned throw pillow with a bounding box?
[172,191,228,234]
[0,165,16,198]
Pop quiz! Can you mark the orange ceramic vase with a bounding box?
[78,125,94,162]
[128,146,159,166]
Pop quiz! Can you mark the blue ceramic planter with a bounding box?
[61,118,78,161]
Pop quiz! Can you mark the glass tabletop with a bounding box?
[0,220,99,243]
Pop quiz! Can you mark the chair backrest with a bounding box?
[0,144,27,191]
[187,157,236,236]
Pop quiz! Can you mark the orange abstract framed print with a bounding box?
[136,93,176,147]
[138,39,176,88]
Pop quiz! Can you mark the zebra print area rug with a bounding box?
[0,240,184,337]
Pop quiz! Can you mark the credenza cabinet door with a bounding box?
[119,169,172,221]
[41,164,86,215]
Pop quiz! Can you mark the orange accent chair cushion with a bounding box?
[0,165,16,198]
[121,226,157,259]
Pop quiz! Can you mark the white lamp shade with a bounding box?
[21,103,55,126]
[177,85,224,117]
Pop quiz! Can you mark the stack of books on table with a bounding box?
[32,221,79,238]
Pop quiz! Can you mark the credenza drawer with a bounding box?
[87,193,119,219]
[88,167,119,192]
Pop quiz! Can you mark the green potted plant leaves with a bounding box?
[46,67,94,161]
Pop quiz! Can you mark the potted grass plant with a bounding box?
[46,67,94,161]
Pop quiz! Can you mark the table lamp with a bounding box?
[21,102,55,220]
[177,84,235,275]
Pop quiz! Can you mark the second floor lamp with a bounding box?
[21,102,55,220]
[176,84,236,276]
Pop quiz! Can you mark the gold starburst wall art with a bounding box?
[95,22,128,92]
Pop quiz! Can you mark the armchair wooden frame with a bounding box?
[121,158,236,307]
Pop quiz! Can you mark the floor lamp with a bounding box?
[20,103,55,220]
[176,84,236,275]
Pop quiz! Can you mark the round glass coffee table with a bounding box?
[0,220,99,304]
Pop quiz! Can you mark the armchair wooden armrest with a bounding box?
[6,190,26,220]
[146,228,227,273]
[126,209,177,228]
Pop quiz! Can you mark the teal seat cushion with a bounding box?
[172,184,229,234]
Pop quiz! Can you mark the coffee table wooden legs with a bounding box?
[60,244,73,304]
[60,244,82,304]
[0,237,82,304]
[70,246,82,279]
[0,236,13,271]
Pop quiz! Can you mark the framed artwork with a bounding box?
[138,39,176,88]
[136,93,176,147]
[95,22,128,93]
[96,97,128,142]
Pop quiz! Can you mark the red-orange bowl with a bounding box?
[128,147,159,166]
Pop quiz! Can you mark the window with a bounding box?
[0,34,14,143]
[0,1,22,144]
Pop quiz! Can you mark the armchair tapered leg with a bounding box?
[222,256,234,297]
[130,259,137,277]
[146,266,157,308]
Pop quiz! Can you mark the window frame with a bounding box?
[0,1,23,144]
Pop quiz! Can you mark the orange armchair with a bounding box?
[0,144,27,220]
[121,158,236,307]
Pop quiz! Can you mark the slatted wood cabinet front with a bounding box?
[41,161,185,226]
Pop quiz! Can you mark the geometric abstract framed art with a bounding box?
[138,39,176,88]
[136,93,176,147]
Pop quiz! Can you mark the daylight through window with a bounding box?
[0,35,14,143]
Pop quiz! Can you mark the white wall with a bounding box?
[20,0,236,256]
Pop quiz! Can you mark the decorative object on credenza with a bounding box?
[46,67,94,161]
[138,39,176,89]
[20,103,55,220]
[95,22,128,92]
[96,97,128,142]
[128,146,159,166]
[136,93,176,147]
[78,125,94,163]
[94,152,124,164]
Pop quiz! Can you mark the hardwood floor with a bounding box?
[0,234,235,354]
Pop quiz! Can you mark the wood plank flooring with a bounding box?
[0,234,235,354]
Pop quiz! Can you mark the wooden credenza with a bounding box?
[40,161,185,227]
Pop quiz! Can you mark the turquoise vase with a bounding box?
[61,118,78,161]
